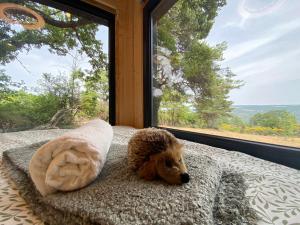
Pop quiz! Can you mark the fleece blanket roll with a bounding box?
[29,119,113,196]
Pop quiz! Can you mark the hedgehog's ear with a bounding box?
[138,156,157,180]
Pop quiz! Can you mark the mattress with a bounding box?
[0,127,299,225]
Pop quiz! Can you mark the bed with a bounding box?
[0,127,299,225]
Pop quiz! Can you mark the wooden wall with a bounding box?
[86,0,144,128]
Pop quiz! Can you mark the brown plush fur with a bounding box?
[128,128,189,184]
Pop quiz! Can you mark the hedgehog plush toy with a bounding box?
[128,128,190,184]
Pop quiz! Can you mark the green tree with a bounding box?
[153,0,226,125]
[158,88,197,126]
[35,71,83,125]
[79,91,108,121]
[80,91,99,118]
[78,70,109,120]
[182,42,242,128]
[0,91,60,132]
[78,70,109,102]
[0,69,25,100]
[219,115,246,132]
[0,0,109,108]
[0,2,111,130]
[0,1,107,75]
[153,0,242,128]
[156,0,226,51]
[37,73,76,108]
[250,110,298,135]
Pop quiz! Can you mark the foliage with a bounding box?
[80,91,108,120]
[0,91,60,132]
[219,115,246,132]
[0,1,107,75]
[154,0,300,138]
[79,70,109,101]
[219,124,242,133]
[154,0,243,128]
[1,0,299,141]
[0,1,111,132]
[0,69,109,132]
[219,110,298,136]
[297,125,300,136]
[0,0,109,132]
[250,110,298,135]
[0,69,25,99]
[220,124,285,136]
[244,126,285,136]
[183,41,243,128]
[37,72,77,108]
[158,88,198,127]
[220,115,246,128]
[157,0,226,51]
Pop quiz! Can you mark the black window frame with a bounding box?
[14,0,116,125]
[143,0,300,170]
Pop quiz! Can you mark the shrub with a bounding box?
[79,91,109,120]
[0,91,60,132]
[250,110,298,135]
[158,88,197,127]
[244,126,284,136]
[219,123,243,132]
[297,125,300,136]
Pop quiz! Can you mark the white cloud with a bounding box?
[209,0,300,105]
[238,0,288,19]
[224,36,276,62]
[223,19,300,62]
[224,0,288,28]
[231,48,300,87]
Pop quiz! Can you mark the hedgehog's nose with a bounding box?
[180,173,190,183]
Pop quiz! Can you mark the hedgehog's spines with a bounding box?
[127,128,180,171]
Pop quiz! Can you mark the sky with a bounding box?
[205,0,300,105]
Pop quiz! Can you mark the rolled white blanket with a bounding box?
[29,119,113,196]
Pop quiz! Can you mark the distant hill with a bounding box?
[232,105,300,123]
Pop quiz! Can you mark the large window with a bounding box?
[0,0,114,133]
[149,0,300,149]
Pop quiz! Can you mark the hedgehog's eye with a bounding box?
[165,159,172,168]
[179,158,182,164]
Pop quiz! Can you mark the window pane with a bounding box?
[0,0,110,133]
[152,0,300,148]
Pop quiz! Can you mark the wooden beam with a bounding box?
[87,0,144,128]
[133,0,144,128]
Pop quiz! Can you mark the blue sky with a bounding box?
[206,0,300,105]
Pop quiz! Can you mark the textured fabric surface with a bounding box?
[29,119,113,196]
[1,128,256,225]
[0,127,300,225]
[2,138,256,224]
